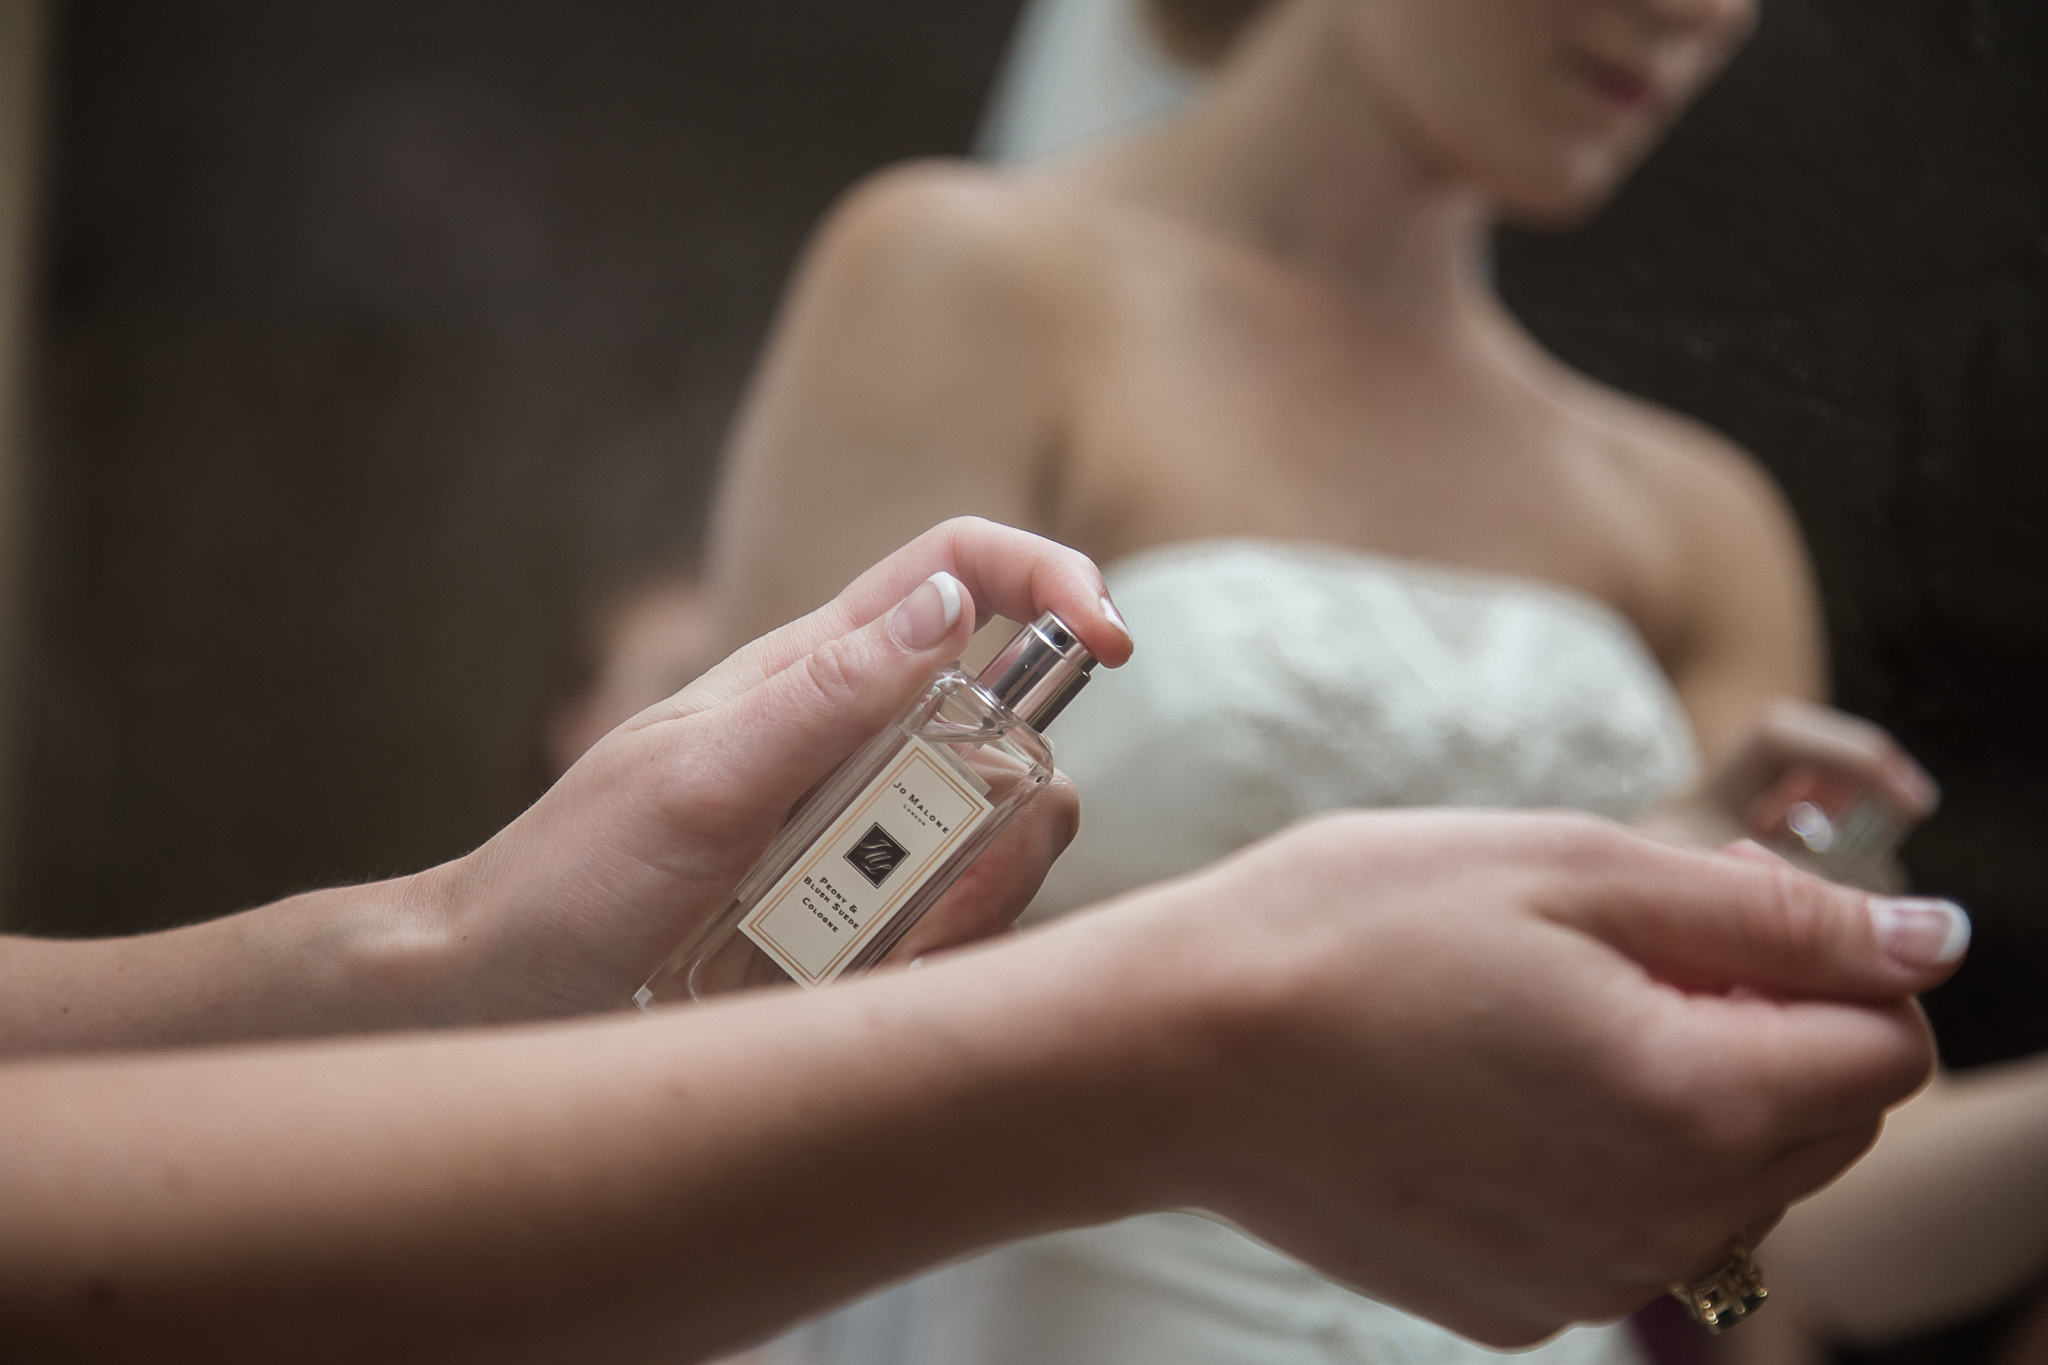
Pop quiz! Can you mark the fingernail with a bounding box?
[888,572,965,652]
[1869,896,1971,969]
[1100,594,1132,646]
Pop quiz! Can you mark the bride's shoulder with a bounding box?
[797,159,1115,322]
[1555,374,1815,631]
[1542,364,1792,537]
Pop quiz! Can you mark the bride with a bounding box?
[690,0,1946,1359]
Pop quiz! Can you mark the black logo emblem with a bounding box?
[845,823,910,888]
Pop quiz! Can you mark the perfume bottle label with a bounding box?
[739,735,994,988]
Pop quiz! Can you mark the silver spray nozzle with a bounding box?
[973,611,1097,731]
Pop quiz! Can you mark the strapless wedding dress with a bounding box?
[754,540,1700,1365]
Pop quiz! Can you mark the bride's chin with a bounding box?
[1489,153,1635,230]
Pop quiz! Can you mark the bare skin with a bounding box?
[700,0,1935,863]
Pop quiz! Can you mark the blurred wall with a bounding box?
[1496,0,2048,1068]
[9,0,1023,935]
[0,0,48,911]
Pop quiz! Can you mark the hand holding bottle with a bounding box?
[429,518,1132,1025]
[0,520,1129,1056]
[1710,700,1939,886]
[1646,699,1939,888]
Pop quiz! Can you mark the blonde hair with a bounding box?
[1142,0,1278,67]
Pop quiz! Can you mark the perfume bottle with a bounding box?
[1745,764,1910,882]
[635,612,1097,1005]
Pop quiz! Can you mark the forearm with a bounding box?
[0,866,458,1056]
[0,918,1172,1363]
[1760,1054,2048,1344]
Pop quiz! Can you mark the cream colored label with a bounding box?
[740,736,993,988]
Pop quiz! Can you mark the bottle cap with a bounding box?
[974,611,1097,731]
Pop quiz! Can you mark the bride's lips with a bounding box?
[1574,53,1661,114]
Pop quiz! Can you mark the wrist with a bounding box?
[305,860,471,1033]
[941,896,1265,1222]
[845,921,1193,1238]
[1060,890,1301,1217]
[21,866,472,1051]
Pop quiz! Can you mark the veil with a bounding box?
[974,0,1203,163]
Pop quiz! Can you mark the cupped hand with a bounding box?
[1108,810,1963,1346]
[423,518,1130,1023]
[1709,697,1937,822]
[1649,699,1938,887]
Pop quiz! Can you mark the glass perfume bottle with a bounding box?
[634,612,1097,1005]
[1746,764,1910,882]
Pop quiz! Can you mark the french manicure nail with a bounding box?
[888,572,965,652]
[1869,896,1972,970]
[1100,594,1131,644]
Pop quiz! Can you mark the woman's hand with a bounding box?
[1646,699,1939,888]
[1061,810,1964,1346]
[427,518,1133,1024]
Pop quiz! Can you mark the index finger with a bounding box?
[691,518,1133,706]
[1535,820,1966,1003]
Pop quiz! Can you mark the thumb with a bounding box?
[1551,829,1970,1002]
[693,571,977,804]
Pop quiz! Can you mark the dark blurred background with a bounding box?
[4,0,2043,1092]
[5,0,1027,935]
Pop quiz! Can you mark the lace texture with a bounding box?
[1031,538,1699,919]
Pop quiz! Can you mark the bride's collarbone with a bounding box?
[1063,423,1598,544]
[1053,439,1673,639]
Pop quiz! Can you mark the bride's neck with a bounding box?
[1102,0,1496,336]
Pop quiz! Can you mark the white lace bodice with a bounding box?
[754,540,1699,1365]
[1030,539,1699,917]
